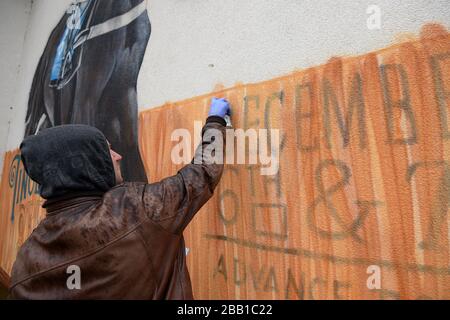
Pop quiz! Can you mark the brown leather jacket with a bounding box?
[9,117,226,299]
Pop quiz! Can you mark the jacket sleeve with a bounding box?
[142,116,227,234]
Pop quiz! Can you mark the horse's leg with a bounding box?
[95,14,151,183]
[97,82,148,183]
[70,36,117,126]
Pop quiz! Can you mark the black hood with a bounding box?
[20,125,116,199]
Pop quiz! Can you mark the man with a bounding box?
[9,98,231,299]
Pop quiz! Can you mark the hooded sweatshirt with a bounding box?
[20,124,116,200]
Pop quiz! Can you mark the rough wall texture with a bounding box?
[137,0,450,109]
[0,0,32,182]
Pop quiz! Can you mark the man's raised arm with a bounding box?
[142,98,231,234]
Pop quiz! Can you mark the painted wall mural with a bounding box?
[139,27,450,299]
[24,0,150,182]
[0,150,45,279]
[1,23,449,299]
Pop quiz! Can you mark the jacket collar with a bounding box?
[43,191,105,215]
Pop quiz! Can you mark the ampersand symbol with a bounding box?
[307,160,381,243]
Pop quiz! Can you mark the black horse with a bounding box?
[24,0,151,182]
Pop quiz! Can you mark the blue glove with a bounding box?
[208,98,231,119]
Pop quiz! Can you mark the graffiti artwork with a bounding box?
[0,149,46,276]
[139,27,450,299]
[24,0,150,182]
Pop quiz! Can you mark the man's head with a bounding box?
[20,125,119,199]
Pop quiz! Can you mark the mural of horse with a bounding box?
[24,0,151,182]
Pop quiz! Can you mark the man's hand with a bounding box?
[208,98,231,119]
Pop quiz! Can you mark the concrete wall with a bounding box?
[140,0,450,107]
[0,0,32,180]
[1,0,449,153]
